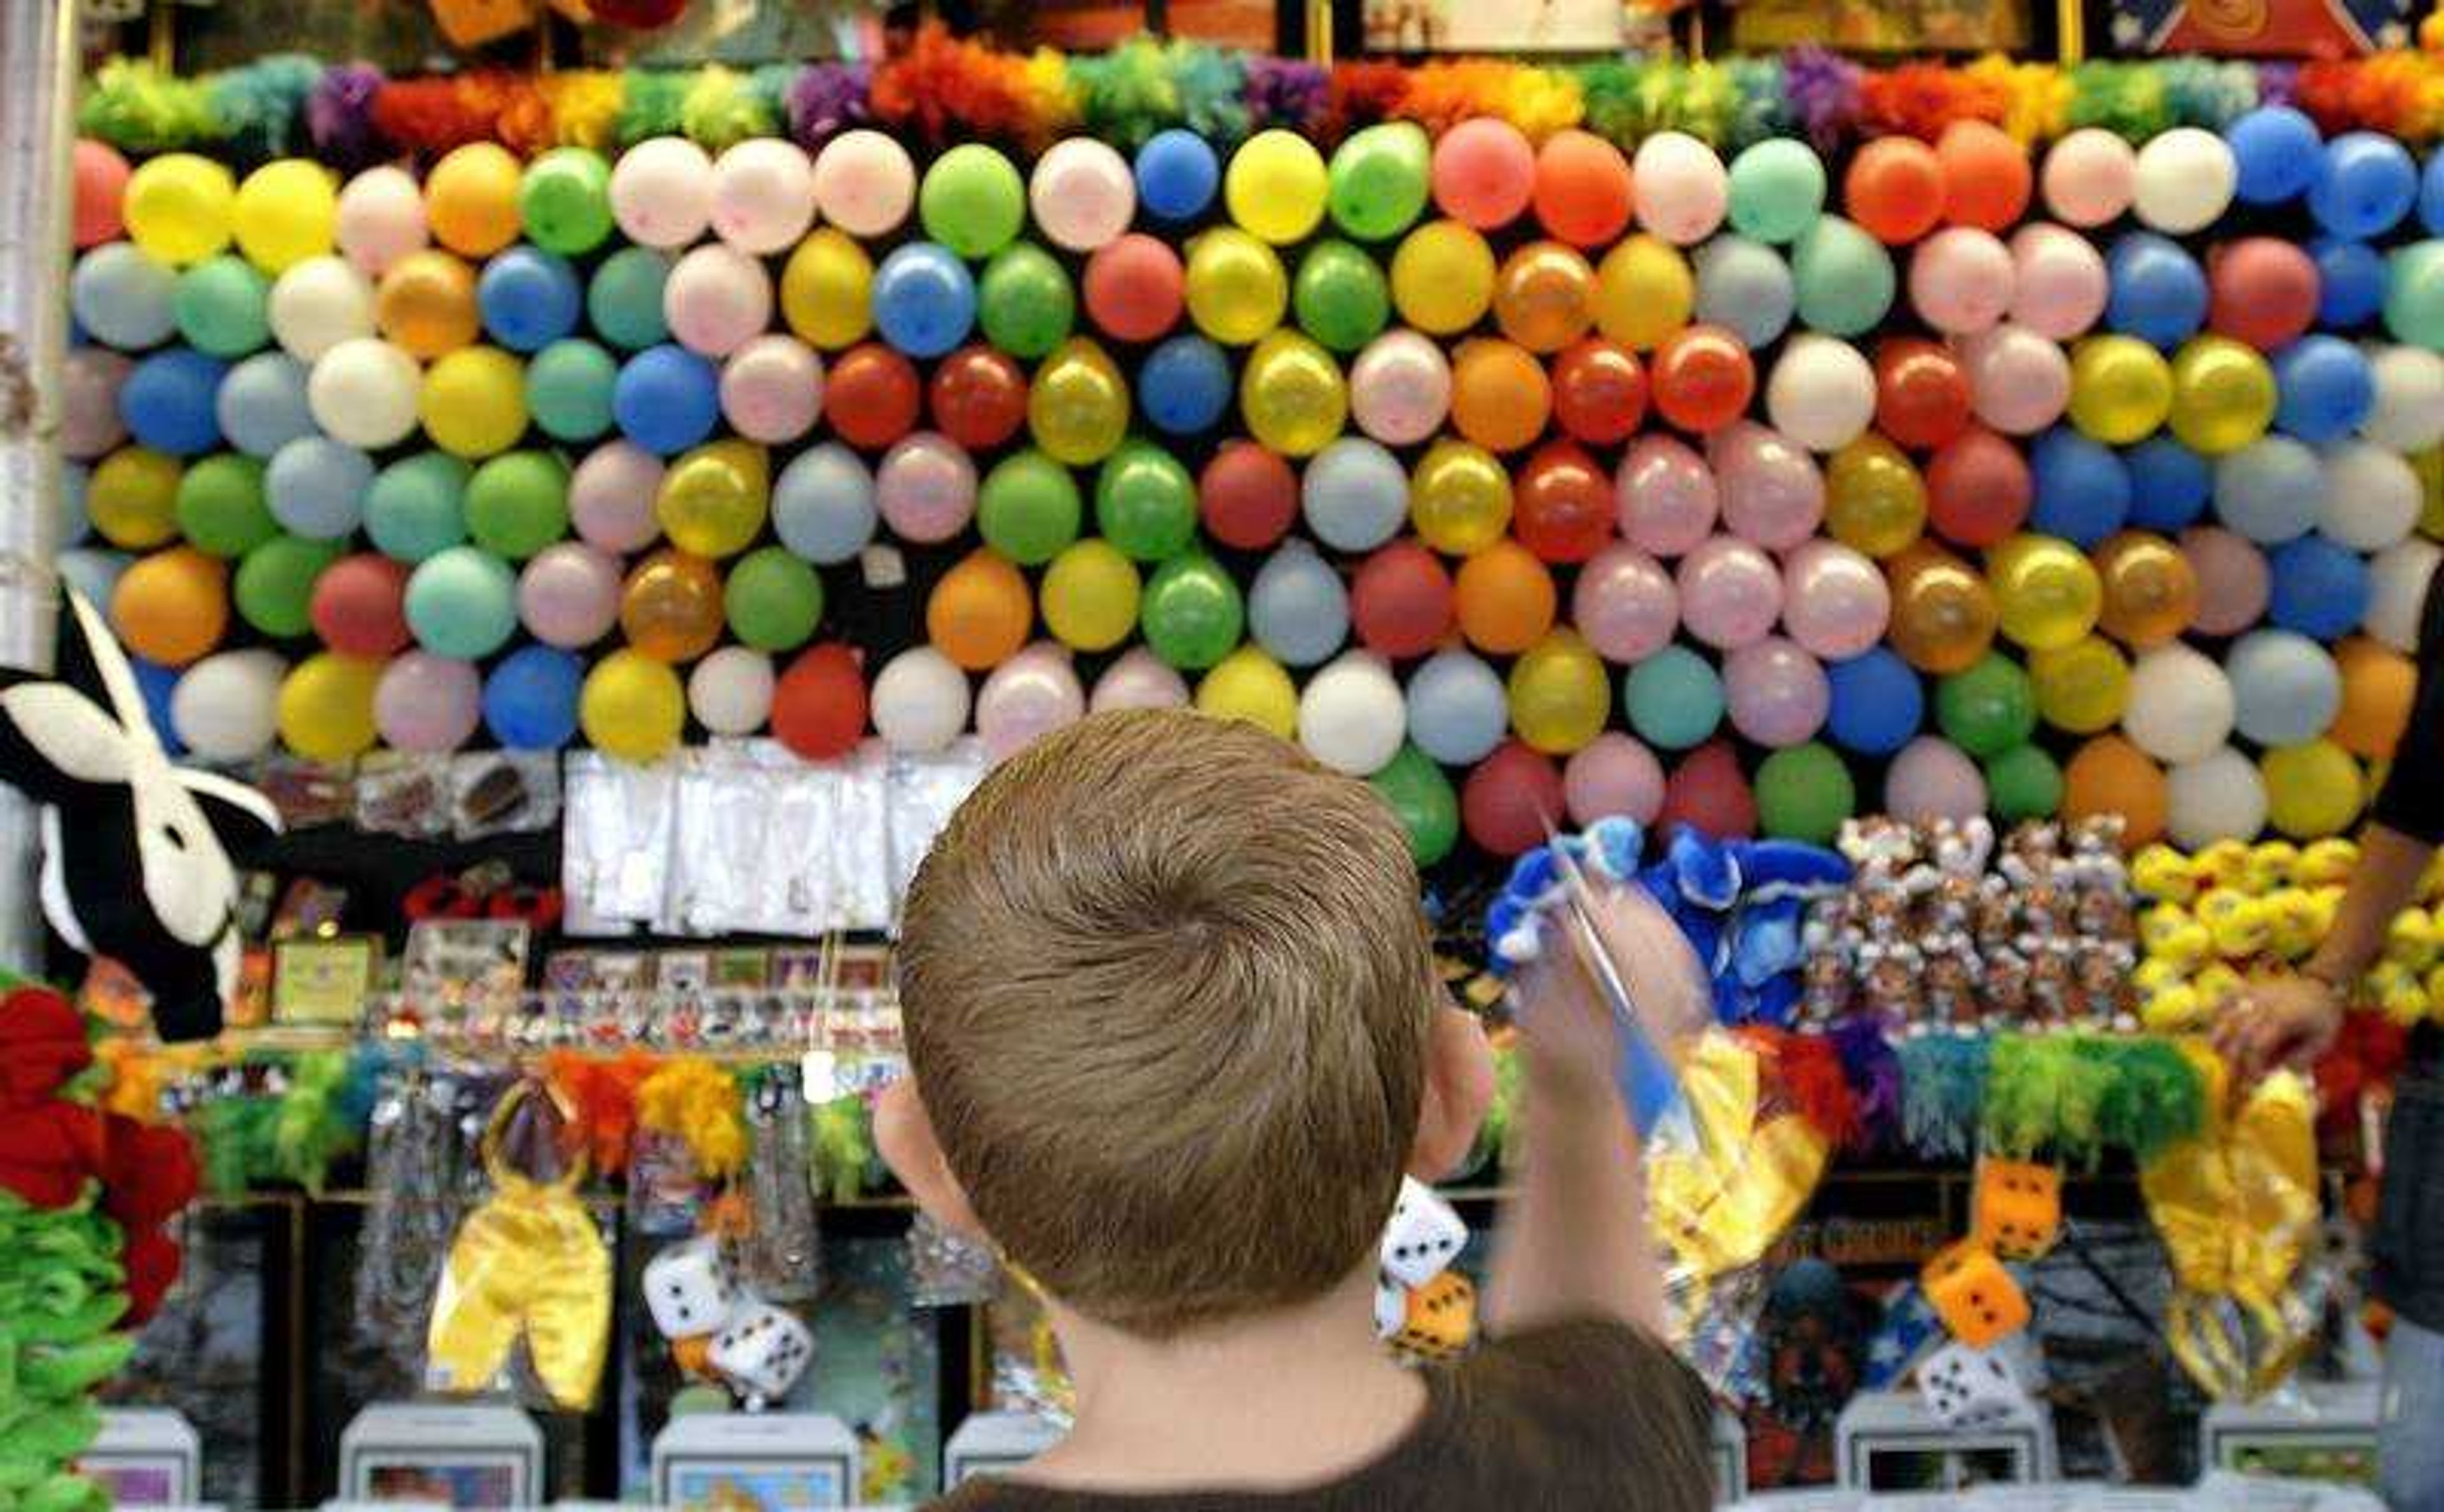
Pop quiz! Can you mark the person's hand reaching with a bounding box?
[2213,974,2345,1085]
[1511,880,1708,1107]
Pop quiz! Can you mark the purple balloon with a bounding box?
[374,651,481,753]
[1781,539,1890,659]
[1571,543,1678,662]
[569,441,666,552]
[1089,646,1190,712]
[1885,734,1988,821]
[1676,534,1782,650]
[877,431,978,544]
[1616,435,1718,557]
[1724,635,1829,747]
[1564,731,1666,826]
[519,542,623,648]
[1710,421,1825,549]
[976,641,1085,760]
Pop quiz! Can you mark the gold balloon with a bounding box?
[656,440,769,559]
[1184,228,1288,345]
[1492,241,1598,354]
[1592,234,1694,351]
[2067,335,2173,445]
[1885,542,1997,674]
[1028,337,1131,466]
[2167,335,2277,456]
[1988,531,2102,652]
[1825,435,1928,559]
[377,249,481,359]
[2030,634,2131,734]
[1239,330,1347,458]
[1409,438,1513,557]
[1507,629,1610,754]
[621,548,726,662]
[2093,529,2198,648]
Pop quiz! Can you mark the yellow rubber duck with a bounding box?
[2369,961,2429,1026]
[2306,886,2343,941]
[2263,889,2324,962]
[2194,962,2245,1012]
[2142,983,2206,1034]
[2133,957,2187,997]
[2194,839,2255,890]
[2141,904,2212,969]
[2294,838,2361,890]
[2245,841,2300,893]
[2131,844,2197,904]
[2386,907,2438,970]
[2196,887,2270,960]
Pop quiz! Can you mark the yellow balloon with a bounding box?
[657,440,771,558]
[2167,335,2277,456]
[124,153,237,267]
[1041,538,1142,651]
[88,447,184,549]
[1197,645,1298,739]
[1184,228,1288,346]
[2029,634,2131,734]
[1508,629,1610,754]
[1824,435,1927,558]
[1239,330,1347,458]
[233,159,339,275]
[2261,738,2364,839]
[425,143,524,258]
[580,648,686,764]
[2067,334,2172,445]
[1988,532,2102,651]
[1029,338,1131,466]
[780,228,874,350]
[419,346,529,459]
[1593,234,1696,351]
[1390,220,1496,336]
[277,651,381,760]
[1410,439,1513,556]
[1225,130,1330,246]
[2415,444,2444,540]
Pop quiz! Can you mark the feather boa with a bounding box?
[636,1056,747,1179]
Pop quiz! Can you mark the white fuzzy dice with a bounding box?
[1379,1176,1467,1289]
[710,1299,817,1406]
[1917,1340,2032,1429]
[643,1236,738,1341]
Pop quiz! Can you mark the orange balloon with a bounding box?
[621,549,726,662]
[2092,530,2198,648]
[1846,137,1946,246]
[2062,734,2165,847]
[1934,120,2032,233]
[1883,541,1997,674]
[1492,242,1597,354]
[1532,129,1634,248]
[2331,636,2417,759]
[110,547,228,667]
[376,249,480,359]
[1454,539,1556,655]
[928,549,1033,670]
[1449,339,1552,454]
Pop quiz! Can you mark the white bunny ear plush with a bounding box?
[0,587,278,1040]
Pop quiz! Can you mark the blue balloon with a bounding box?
[58,547,130,608]
[1693,236,1796,350]
[2272,334,2375,444]
[2123,436,2211,533]
[2027,428,2130,548]
[214,352,314,458]
[483,645,584,751]
[266,436,373,540]
[119,347,228,456]
[130,657,181,755]
[1139,334,1232,436]
[60,462,90,547]
[1825,647,1922,757]
[2214,436,2324,545]
[477,247,584,353]
[588,246,671,351]
[1246,541,1350,668]
[2227,106,2322,206]
[2103,234,2207,351]
[1136,129,1220,224]
[2310,132,2419,239]
[2313,238,2387,328]
[2266,535,2371,641]
[613,344,720,455]
[870,243,976,360]
[2422,150,2444,235]
[773,442,876,565]
[71,244,177,351]
[1405,648,1508,765]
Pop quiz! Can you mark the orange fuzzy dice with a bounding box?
[1921,1240,2029,1349]
[1971,1159,2062,1261]
[1393,1272,1476,1361]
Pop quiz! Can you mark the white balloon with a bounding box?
[688,647,775,736]
[2166,746,2268,849]
[1764,335,1876,453]
[1296,650,1405,776]
[334,165,430,276]
[1089,647,1190,712]
[2122,642,2235,764]
[871,645,971,753]
[171,649,286,760]
[2363,343,2444,452]
[709,138,817,255]
[2319,440,2421,552]
[267,255,374,362]
[307,337,420,449]
[2226,629,2342,747]
[1029,137,1136,253]
[2366,537,2441,652]
[2131,127,2236,235]
[1631,132,1728,246]
[610,137,715,249]
[976,642,1086,762]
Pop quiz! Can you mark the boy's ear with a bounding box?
[874,1077,988,1239]
[1409,1002,1494,1182]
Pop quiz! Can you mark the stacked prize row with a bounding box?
[58,101,2444,860]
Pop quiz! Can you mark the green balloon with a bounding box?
[526,339,618,442]
[172,255,270,357]
[1624,646,1724,750]
[920,143,1027,260]
[977,244,1075,360]
[724,546,824,652]
[589,248,671,351]
[1293,240,1391,353]
[1327,122,1432,242]
[234,535,341,638]
[1936,652,2037,758]
[1093,442,1197,561]
[463,451,570,561]
[520,146,614,255]
[2387,240,2444,349]
[1141,552,1244,671]
[978,449,1082,566]
[1754,742,1855,844]
[1791,216,1896,338]
[1367,742,1459,866]
[1984,744,2063,822]
[365,452,471,564]
[1725,139,1828,245]
[174,454,274,558]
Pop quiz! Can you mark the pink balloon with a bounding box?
[610,137,715,249]
[2007,224,2108,340]
[811,130,917,239]
[1781,539,1891,659]
[1030,138,1137,252]
[1885,734,1988,821]
[60,349,131,460]
[1723,635,1829,747]
[1632,132,1729,246]
[664,244,773,358]
[1710,421,1825,549]
[2179,524,2272,636]
[976,641,1085,760]
[1571,543,1678,662]
[1960,322,2071,435]
[720,335,825,444]
[876,432,978,544]
[1564,732,1666,827]
[1616,435,1718,556]
[1433,118,1538,231]
[1676,534,1783,650]
[2040,129,2137,229]
[517,542,622,648]
[1350,330,1452,446]
[374,652,481,753]
[1090,646,1191,713]
[1907,227,2016,337]
[569,441,666,552]
[710,139,816,255]
[334,166,430,276]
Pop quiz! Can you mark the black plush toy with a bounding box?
[0,586,277,1040]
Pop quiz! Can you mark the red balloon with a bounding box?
[771,643,868,760]
[1550,337,1648,445]
[1512,440,1615,563]
[1935,120,2032,233]
[929,344,1029,449]
[1082,233,1186,344]
[1658,740,1757,839]
[2208,238,2320,353]
[1351,539,1455,658]
[309,553,411,657]
[1649,325,1755,435]
[1925,425,2031,547]
[1199,441,1298,550]
[1846,137,1946,246]
[824,343,922,451]
[1874,337,1972,451]
[1463,739,1566,857]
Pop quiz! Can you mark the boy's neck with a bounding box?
[1018,1266,1429,1495]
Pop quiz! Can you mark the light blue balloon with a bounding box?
[60,462,90,547]
[71,244,177,351]
[773,442,877,565]
[214,353,315,458]
[2226,629,2341,746]
[57,547,130,608]
[405,547,518,659]
[526,338,618,442]
[265,436,373,540]
[1624,645,1724,750]
[589,247,672,351]
[1247,540,1349,668]
[1405,648,1507,766]
[872,242,977,359]
[1300,437,1407,552]
[2213,435,2323,545]
[1694,236,1795,351]
[365,452,472,564]
[1790,217,1894,338]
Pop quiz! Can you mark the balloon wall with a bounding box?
[67,39,2444,864]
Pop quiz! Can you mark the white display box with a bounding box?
[2198,1383,2381,1487]
[944,1410,1065,1487]
[337,1403,544,1508]
[1834,1389,2058,1491]
[80,1408,202,1507]
[650,1411,861,1509]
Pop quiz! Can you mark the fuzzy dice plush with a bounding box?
[1971,1159,2061,1261]
[1921,1240,2030,1349]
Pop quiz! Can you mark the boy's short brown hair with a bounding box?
[897,708,1434,1337]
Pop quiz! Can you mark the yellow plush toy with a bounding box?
[2295,838,2361,890]
[2131,845,2196,904]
